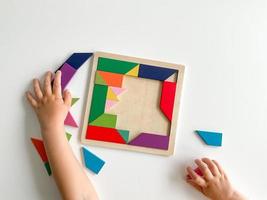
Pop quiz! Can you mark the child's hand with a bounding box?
[26,71,72,133]
[186,158,246,200]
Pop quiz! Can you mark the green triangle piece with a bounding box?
[71,98,79,106]
[118,130,129,143]
[65,132,72,141]
[89,113,117,128]
[95,71,107,85]
[44,162,52,176]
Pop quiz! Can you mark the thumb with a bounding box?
[63,89,72,107]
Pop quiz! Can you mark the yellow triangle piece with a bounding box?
[107,87,119,101]
[126,65,139,77]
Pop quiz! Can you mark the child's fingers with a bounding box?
[202,158,221,177]
[26,91,38,108]
[195,159,213,180]
[43,71,52,96]
[33,79,43,100]
[53,71,62,98]
[186,178,203,193]
[212,160,225,176]
[186,167,206,187]
[63,90,72,107]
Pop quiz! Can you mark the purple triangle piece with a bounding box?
[60,63,77,90]
[64,112,78,127]
[129,133,169,150]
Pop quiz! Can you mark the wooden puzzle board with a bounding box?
[111,76,170,141]
[81,52,185,156]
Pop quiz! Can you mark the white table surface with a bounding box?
[1,0,267,199]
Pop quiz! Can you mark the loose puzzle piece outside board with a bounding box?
[196,130,223,147]
[81,52,185,156]
[82,147,105,174]
[31,132,72,176]
[55,53,93,128]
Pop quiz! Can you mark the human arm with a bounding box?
[26,71,98,200]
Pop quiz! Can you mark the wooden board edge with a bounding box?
[80,53,100,144]
[81,138,172,156]
[95,51,183,70]
[168,64,185,154]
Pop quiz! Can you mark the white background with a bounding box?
[1,0,267,199]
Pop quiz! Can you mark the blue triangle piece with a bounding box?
[66,53,93,70]
[82,147,105,174]
[196,130,222,146]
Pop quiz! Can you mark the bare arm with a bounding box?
[26,71,98,200]
[186,158,246,200]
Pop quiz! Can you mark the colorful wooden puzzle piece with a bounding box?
[64,98,79,127]
[129,133,169,150]
[71,98,79,106]
[138,64,177,81]
[82,147,105,174]
[65,53,93,70]
[65,132,72,141]
[60,63,77,90]
[160,81,176,121]
[118,130,130,143]
[31,138,48,163]
[57,53,93,90]
[31,133,72,176]
[86,125,126,144]
[97,57,138,74]
[95,71,123,87]
[196,130,222,146]
[110,86,126,95]
[107,87,119,101]
[89,113,117,128]
[64,112,78,127]
[105,100,118,112]
[126,64,139,76]
[187,167,203,179]
[31,138,51,175]
[89,85,108,122]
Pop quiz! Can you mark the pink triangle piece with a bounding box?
[105,100,118,112]
[110,87,126,96]
[64,112,78,127]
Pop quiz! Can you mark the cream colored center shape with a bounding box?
[109,75,170,141]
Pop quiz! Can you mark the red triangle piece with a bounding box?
[64,112,78,127]
[31,138,48,162]
[160,81,176,121]
[86,125,126,144]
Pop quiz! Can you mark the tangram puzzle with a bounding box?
[81,52,185,156]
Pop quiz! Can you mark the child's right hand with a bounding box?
[186,158,246,200]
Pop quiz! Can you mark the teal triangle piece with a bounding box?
[118,130,129,143]
[196,130,222,146]
[44,162,52,176]
[82,147,105,174]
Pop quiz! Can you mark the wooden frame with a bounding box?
[81,52,185,156]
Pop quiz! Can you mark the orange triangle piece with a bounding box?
[98,71,123,87]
